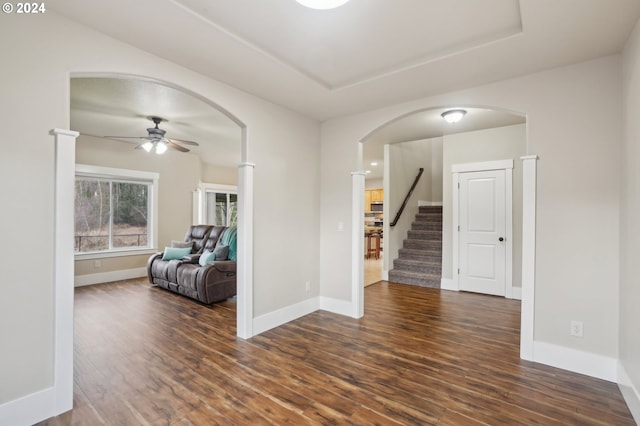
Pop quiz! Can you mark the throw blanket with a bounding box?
[220,226,238,261]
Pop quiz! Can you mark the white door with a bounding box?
[459,170,506,296]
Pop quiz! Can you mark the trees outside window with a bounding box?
[75,165,158,254]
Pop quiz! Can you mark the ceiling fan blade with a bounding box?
[103,135,152,140]
[167,141,190,152]
[168,138,199,146]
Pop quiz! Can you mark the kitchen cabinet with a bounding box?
[364,188,383,213]
[364,189,372,213]
[370,189,383,202]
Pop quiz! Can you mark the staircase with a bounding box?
[388,205,442,288]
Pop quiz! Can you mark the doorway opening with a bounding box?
[52,72,254,413]
[354,105,535,359]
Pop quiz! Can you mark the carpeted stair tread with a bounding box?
[388,270,441,288]
[404,239,441,250]
[393,258,441,274]
[398,248,442,261]
[389,205,443,288]
[408,229,442,240]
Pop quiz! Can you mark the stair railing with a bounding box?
[390,168,424,227]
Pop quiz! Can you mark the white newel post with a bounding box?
[520,155,538,361]
[351,171,366,318]
[51,128,78,415]
[237,162,255,339]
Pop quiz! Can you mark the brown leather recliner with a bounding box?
[146,225,237,304]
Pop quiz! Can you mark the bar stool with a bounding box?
[366,233,381,259]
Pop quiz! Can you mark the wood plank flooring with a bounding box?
[38,279,634,425]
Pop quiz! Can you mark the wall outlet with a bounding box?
[570,320,584,337]
[94,260,101,269]
[305,281,311,292]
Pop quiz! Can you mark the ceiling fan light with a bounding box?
[141,141,154,152]
[155,141,168,155]
[296,0,350,10]
[441,109,467,124]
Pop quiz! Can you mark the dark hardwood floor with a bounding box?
[38,279,634,425]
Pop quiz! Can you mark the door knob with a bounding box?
[498,237,504,242]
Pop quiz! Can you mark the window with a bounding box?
[75,165,158,256]
[198,183,237,227]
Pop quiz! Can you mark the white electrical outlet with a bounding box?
[94,260,101,269]
[305,281,311,292]
[570,320,583,337]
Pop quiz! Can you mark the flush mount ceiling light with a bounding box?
[296,0,350,10]
[441,109,467,124]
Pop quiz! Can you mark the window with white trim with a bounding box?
[198,183,238,227]
[75,165,158,255]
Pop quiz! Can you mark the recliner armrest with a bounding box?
[203,260,236,273]
[181,254,201,264]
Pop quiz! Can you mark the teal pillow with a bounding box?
[199,249,216,266]
[220,226,237,261]
[162,246,191,261]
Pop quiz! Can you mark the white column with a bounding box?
[351,171,366,318]
[520,155,538,361]
[237,162,255,339]
[51,128,78,415]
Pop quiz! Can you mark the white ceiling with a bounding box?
[51,0,640,121]
[59,1,640,171]
[362,107,526,179]
[71,78,242,167]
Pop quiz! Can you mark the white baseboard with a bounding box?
[382,269,389,281]
[618,362,640,424]
[252,297,319,336]
[533,341,617,382]
[74,267,147,287]
[440,278,458,291]
[320,296,357,317]
[511,286,522,300]
[418,200,443,206]
[0,387,59,426]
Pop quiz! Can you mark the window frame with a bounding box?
[74,164,159,260]
[196,182,238,227]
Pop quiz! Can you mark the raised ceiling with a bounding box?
[50,0,640,121]
[362,107,526,179]
[70,78,242,167]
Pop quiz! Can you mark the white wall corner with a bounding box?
[0,387,56,426]
[351,171,366,318]
[236,162,255,339]
[533,341,618,382]
[440,278,459,291]
[252,297,320,336]
[511,286,522,300]
[618,361,640,424]
[319,296,359,317]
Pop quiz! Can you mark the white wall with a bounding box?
[442,124,526,287]
[320,55,622,365]
[201,163,238,185]
[0,10,319,408]
[620,17,640,415]
[385,138,442,272]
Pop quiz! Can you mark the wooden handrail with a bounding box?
[390,168,424,227]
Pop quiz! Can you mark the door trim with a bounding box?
[451,159,514,298]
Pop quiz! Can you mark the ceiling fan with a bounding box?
[104,116,199,154]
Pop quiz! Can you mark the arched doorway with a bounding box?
[51,73,254,413]
[352,105,537,360]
